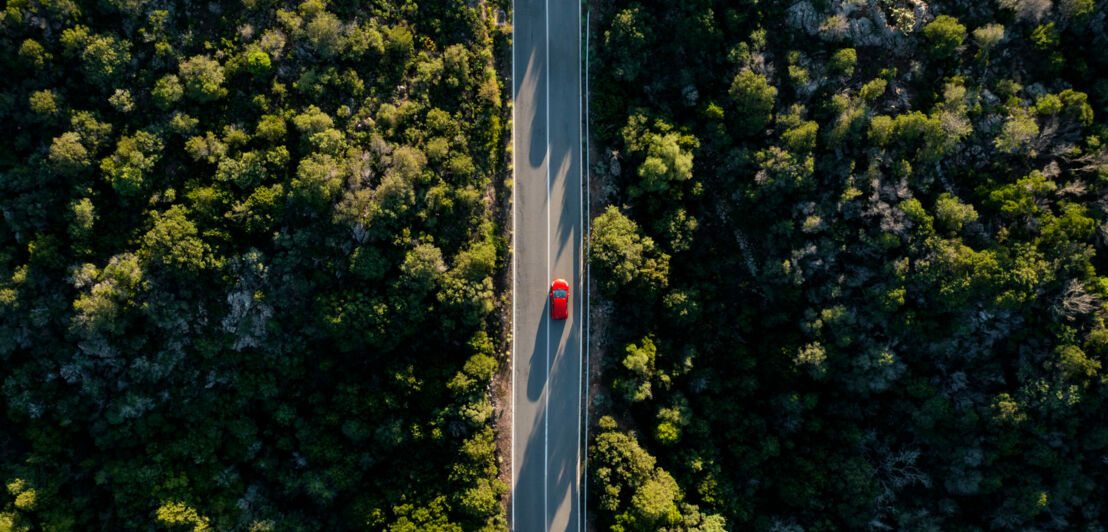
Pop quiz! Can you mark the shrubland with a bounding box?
[0,0,511,529]
[589,0,1108,529]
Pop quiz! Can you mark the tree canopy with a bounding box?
[0,0,511,529]
[590,0,1108,530]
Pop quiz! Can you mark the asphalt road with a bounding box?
[511,0,583,529]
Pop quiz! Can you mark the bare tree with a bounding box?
[997,0,1053,21]
[860,432,932,516]
[1052,278,1100,321]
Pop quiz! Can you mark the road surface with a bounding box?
[511,0,583,529]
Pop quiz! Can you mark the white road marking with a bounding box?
[580,2,589,529]
[543,0,551,527]
[581,9,591,530]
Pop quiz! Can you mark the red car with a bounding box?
[550,279,569,320]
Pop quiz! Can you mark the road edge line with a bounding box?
[509,0,517,527]
[543,0,551,526]
[580,7,590,532]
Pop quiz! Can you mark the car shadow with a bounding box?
[526,296,552,402]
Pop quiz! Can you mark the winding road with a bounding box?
[510,0,584,530]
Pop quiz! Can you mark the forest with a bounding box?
[588,0,1108,530]
[0,0,511,529]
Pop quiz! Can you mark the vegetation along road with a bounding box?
[511,0,584,530]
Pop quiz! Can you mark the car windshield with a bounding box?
[552,288,567,299]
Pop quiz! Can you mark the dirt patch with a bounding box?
[486,4,515,524]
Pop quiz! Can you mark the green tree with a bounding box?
[292,105,334,134]
[1055,344,1100,381]
[108,89,135,113]
[291,153,343,208]
[605,6,653,82]
[69,197,96,242]
[6,479,36,512]
[988,170,1056,218]
[229,184,284,234]
[384,25,414,64]
[654,398,691,445]
[1059,0,1095,18]
[1041,202,1095,244]
[1030,22,1059,51]
[72,253,145,335]
[141,205,212,271]
[781,119,819,153]
[179,55,226,102]
[305,11,346,58]
[155,501,210,531]
[830,48,856,76]
[1058,89,1094,126]
[995,109,1039,154]
[934,193,979,234]
[48,132,90,175]
[590,206,670,297]
[100,130,163,197]
[244,49,271,75]
[455,478,505,520]
[628,469,681,528]
[972,23,1005,63]
[728,70,776,135]
[590,417,657,512]
[868,115,895,148]
[28,90,59,117]
[859,78,887,103]
[18,39,50,69]
[618,337,657,402]
[69,111,113,150]
[152,75,184,109]
[655,207,698,253]
[80,33,131,86]
[401,243,446,294]
[923,15,966,59]
[387,496,462,532]
[349,245,388,281]
[632,132,694,197]
[255,114,286,143]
